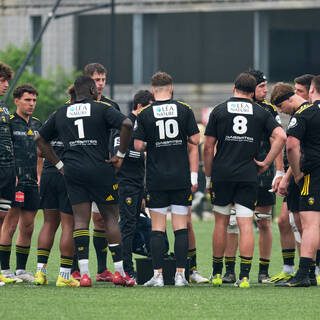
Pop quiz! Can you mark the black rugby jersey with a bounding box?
[101,95,120,111]
[11,113,42,187]
[286,100,320,173]
[113,113,145,187]
[134,99,199,191]
[205,97,280,182]
[39,98,126,186]
[42,139,65,174]
[256,100,282,187]
[0,101,14,167]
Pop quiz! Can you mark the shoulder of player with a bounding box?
[94,100,113,107]
[294,103,314,115]
[137,103,152,115]
[210,100,228,114]
[260,99,278,113]
[101,95,120,109]
[176,100,192,109]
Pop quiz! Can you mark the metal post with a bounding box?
[110,0,115,99]
[4,0,62,103]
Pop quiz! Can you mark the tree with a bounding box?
[0,43,81,122]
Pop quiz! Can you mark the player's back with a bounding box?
[208,97,278,182]
[136,99,199,190]
[54,98,125,185]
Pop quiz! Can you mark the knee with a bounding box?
[20,221,35,237]
[93,213,105,229]
[257,220,271,232]
[278,216,290,230]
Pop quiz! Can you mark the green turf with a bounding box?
[1,199,319,320]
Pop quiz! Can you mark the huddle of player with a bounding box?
[0,59,319,288]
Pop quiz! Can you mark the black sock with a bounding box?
[282,249,295,266]
[0,244,11,270]
[239,256,252,279]
[259,258,270,275]
[212,256,223,275]
[37,248,50,264]
[309,261,316,280]
[174,229,188,269]
[188,248,197,273]
[316,250,320,266]
[109,244,122,263]
[60,255,73,268]
[71,253,80,272]
[296,257,313,279]
[73,229,90,260]
[224,256,236,274]
[150,231,165,270]
[93,229,108,273]
[16,245,30,270]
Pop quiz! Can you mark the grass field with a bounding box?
[1,198,320,320]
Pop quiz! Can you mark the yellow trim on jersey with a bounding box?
[177,100,192,109]
[301,174,310,196]
[65,99,71,104]
[262,99,277,112]
[10,114,15,119]
[295,104,313,114]
[138,103,151,114]
[95,100,112,107]
[32,116,40,121]
[103,95,116,103]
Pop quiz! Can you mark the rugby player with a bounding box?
[134,71,200,287]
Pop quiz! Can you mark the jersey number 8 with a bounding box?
[156,119,179,139]
[232,115,247,135]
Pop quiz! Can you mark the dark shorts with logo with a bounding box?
[0,166,15,203]
[256,186,276,207]
[64,175,119,206]
[13,186,40,211]
[146,188,192,208]
[210,181,258,211]
[40,172,73,215]
[298,172,320,212]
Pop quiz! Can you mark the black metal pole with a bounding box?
[55,3,110,19]
[110,0,115,99]
[4,0,62,104]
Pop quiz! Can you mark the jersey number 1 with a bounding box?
[156,119,179,139]
[74,119,85,138]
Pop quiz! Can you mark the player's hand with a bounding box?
[277,177,288,197]
[294,171,304,185]
[141,198,146,211]
[191,184,198,194]
[59,167,64,175]
[106,156,123,172]
[254,159,270,175]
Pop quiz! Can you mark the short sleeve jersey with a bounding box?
[0,101,14,167]
[11,113,42,187]
[39,98,126,186]
[286,100,320,173]
[134,99,199,191]
[205,97,280,182]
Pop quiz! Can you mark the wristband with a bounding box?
[205,176,211,189]
[116,150,126,158]
[191,172,198,186]
[55,161,64,170]
[272,170,285,186]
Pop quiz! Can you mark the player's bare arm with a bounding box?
[286,136,304,184]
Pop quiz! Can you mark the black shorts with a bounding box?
[64,176,119,206]
[146,188,192,208]
[256,187,276,207]
[0,166,15,203]
[13,186,40,211]
[298,172,320,212]
[40,172,73,215]
[210,181,258,211]
[286,177,300,213]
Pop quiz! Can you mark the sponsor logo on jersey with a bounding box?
[275,115,282,125]
[114,137,120,147]
[126,197,132,205]
[308,197,315,206]
[188,194,192,201]
[146,194,150,201]
[13,130,27,136]
[27,129,34,136]
[113,184,118,190]
[153,104,177,119]
[67,103,91,118]
[227,102,253,115]
[288,117,297,129]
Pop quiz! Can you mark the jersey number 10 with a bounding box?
[156,119,179,139]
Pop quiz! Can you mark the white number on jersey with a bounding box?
[156,119,179,139]
[232,115,247,134]
[74,119,85,139]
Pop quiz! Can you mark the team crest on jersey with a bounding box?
[67,103,91,118]
[275,115,282,125]
[106,195,114,201]
[126,197,132,205]
[288,117,297,129]
[146,194,150,202]
[308,197,315,206]
[153,104,177,119]
[227,102,253,115]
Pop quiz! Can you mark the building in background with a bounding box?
[1,0,319,119]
